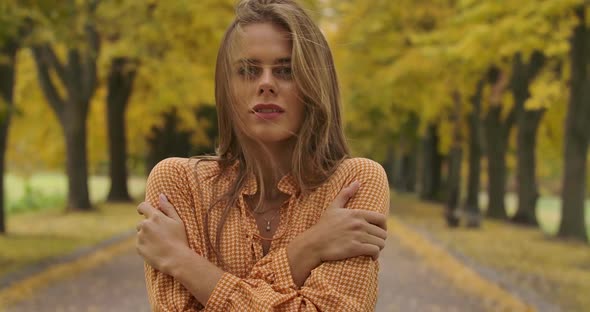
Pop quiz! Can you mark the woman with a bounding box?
[136,0,390,310]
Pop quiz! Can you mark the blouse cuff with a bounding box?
[271,248,298,291]
[205,272,240,311]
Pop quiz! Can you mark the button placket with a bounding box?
[268,195,293,252]
[239,193,264,261]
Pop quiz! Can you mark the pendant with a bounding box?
[266,220,271,231]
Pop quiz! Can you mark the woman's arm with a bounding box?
[138,178,387,303]
[200,158,390,311]
[287,180,387,287]
[138,198,222,305]
[139,157,389,311]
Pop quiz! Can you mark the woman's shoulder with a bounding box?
[324,157,389,191]
[336,157,387,178]
[147,157,221,182]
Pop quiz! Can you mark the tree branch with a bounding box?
[527,50,545,80]
[65,48,83,104]
[504,105,517,130]
[31,46,65,117]
[39,44,67,83]
[81,23,100,102]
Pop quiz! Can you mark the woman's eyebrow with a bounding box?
[234,57,291,65]
[274,57,291,64]
[235,58,261,65]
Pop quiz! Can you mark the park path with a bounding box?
[3,231,489,312]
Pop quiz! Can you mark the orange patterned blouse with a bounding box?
[143,157,390,311]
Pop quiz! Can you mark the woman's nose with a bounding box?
[258,69,276,95]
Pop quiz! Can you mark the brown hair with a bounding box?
[202,0,349,267]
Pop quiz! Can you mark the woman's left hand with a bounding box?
[136,194,190,275]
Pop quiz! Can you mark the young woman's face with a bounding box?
[232,23,304,144]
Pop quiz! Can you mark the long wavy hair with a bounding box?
[202,0,349,266]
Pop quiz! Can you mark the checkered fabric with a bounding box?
[144,157,390,311]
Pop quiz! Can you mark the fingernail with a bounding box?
[159,194,168,203]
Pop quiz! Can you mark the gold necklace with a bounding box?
[245,205,288,242]
[246,197,286,232]
[260,210,279,232]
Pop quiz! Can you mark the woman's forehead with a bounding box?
[233,23,292,63]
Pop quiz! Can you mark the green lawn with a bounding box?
[5,173,147,213]
[479,193,590,237]
[1,173,146,279]
[536,197,590,235]
[0,202,141,278]
[5,173,589,234]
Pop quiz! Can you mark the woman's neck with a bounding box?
[252,139,295,201]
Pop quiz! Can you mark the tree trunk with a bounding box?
[483,67,515,220]
[392,113,419,193]
[403,148,417,192]
[145,107,193,175]
[0,40,18,234]
[106,57,137,202]
[420,124,442,201]
[382,143,395,186]
[510,51,545,226]
[513,109,545,225]
[393,148,417,192]
[62,104,92,210]
[446,90,463,227]
[464,79,484,228]
[484,106,510,219]
[558,7,589,242]
[392,151,406,191]
[447,145,463,227]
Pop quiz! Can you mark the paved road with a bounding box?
[5,235,487,312]
[376,235,486,312]
[4,249,150,312]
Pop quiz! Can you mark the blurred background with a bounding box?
[0,0,589,311]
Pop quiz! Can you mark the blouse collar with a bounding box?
[241,171,298,197]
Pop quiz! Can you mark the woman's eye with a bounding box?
[238,66,260,78]
[275,66,292,79]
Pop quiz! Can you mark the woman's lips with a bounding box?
[251,104,285,120]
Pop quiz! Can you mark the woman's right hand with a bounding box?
[307,181,388,262]
[286,181,388,286]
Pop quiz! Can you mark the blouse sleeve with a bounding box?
[204,158,390,312]
[143,158,205,311]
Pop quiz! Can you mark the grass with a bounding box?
[391,193,590,312]
[479,192,590,236]
[0,234,136,309]
[0,202,141,278]
[536,197,590,235]
[1,173,147,279]
[5,173,146,214]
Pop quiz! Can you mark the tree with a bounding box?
[329,0,457,190]
[30,1,100,210]
[558,6,590,242]
[0,1,28,233]
[464,78,485,227]
[428,0,578,224]
[97,0,234,189]
[510,51,546,225]
[446,90,463,227]
[0,40,17,234]
[420,123,443,201]
[105,57,137,202]
[0,41,18,234]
